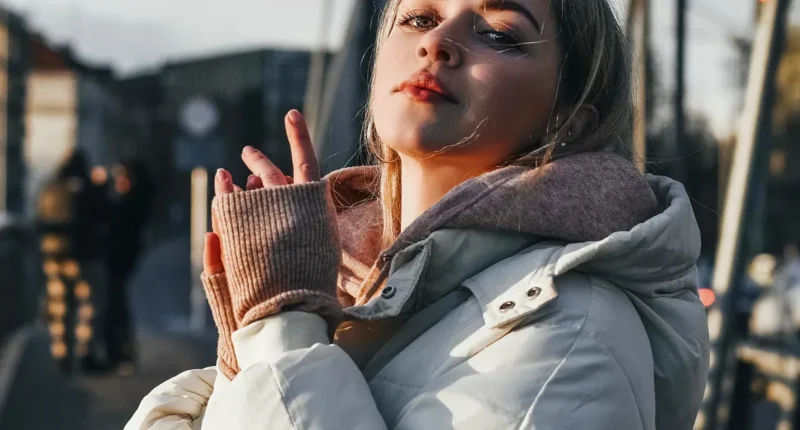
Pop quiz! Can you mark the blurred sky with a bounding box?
[3,0,358,70]
[3,0,800,138]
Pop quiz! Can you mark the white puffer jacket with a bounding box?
[126,175,709,430]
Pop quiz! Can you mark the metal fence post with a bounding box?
[628,0,650,173]
[189,167,208,334]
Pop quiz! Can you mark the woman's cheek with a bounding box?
[467,66,521,119]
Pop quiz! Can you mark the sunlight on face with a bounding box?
[372,0,564,167]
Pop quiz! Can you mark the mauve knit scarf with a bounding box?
[327,151,659,305]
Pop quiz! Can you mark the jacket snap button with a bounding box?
[381,285,397,299]
[527,287,542,299]
[499,301,516,312]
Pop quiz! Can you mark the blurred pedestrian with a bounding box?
[35,149,110,375]
[105,160,153,374]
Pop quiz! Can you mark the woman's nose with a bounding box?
[416,28,462,68]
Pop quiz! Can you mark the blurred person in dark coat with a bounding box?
[36,149,111,374]
[105,160,153,374]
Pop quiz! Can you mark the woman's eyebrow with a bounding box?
[482,0,542,32]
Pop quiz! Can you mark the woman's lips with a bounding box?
[400,86,454,103]
[395,72,458,104]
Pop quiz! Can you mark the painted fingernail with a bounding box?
[243,146,256,155]
[288,110,301,124]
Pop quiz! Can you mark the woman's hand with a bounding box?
[203,109,320,275]
[201,105,341,342]
[200,109,334,379]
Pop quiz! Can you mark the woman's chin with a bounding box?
[386,139,471,161]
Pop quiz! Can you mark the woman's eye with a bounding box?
[484,32,508,42]
[482,31,512,44]
[399,12,437,30]
[480,30,521,50]
[411,16,435,28]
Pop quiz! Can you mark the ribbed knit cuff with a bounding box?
[202,272,240,379]
[212,180,342,331]
[216,356,239,381]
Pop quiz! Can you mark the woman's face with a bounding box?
[372,0,564,165]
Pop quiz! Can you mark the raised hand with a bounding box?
[203,109,320,275]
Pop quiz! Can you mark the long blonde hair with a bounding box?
[363,0,634,246]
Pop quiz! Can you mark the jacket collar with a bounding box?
[344,228,539,321]
[463,242,562,329]
[342,173,701,330]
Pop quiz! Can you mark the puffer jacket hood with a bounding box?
[549,174,708,430]
[328,154,708,429]
[562,174,702,295]
[328,151,658,302]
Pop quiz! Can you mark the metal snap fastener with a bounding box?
[527,287,542,299]
[381,285,397,299]
[499,301,516,312]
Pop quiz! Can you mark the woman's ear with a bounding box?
[564,104,599,143]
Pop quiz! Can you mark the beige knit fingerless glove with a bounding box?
[211,180,343,333]
[201,272,240,380]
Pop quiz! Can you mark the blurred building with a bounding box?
[0,7,30,214]
[23,36,129,216]
[145,48,323,238]
[24,38,80,216]
[76,65,122,167]
[116,72,167,171]
[162,49,314,175]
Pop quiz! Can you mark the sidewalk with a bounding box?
[0,328,215,429]
[0,238,216,430]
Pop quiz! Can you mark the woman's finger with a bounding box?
[215,169,235,195]
[246,174,264,191]
[285,175,294,185]
[241,146,287,187]
[211,211,220,236]
[210,212,225,263]
[203,232,225,275]
[285,110,320,184]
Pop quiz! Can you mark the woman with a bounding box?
[127,0,709,428]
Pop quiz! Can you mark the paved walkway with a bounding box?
[0,238,217,430]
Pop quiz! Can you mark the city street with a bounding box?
[0,238,217,430]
